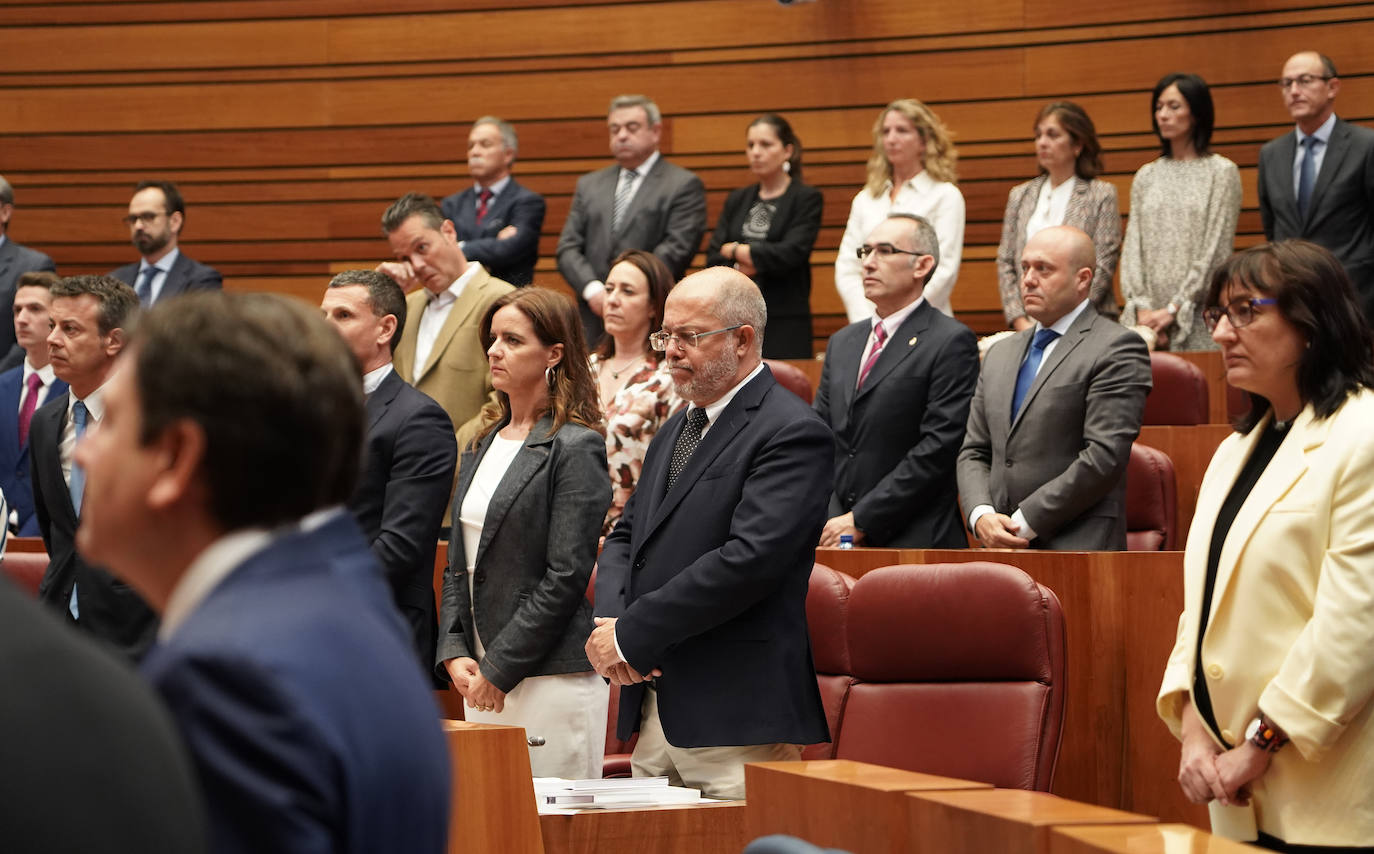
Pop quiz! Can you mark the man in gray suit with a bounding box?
[1258,51,1374,319]
[957,226,1151,551]
[0,175,58,362]
[557,94,706,341]
[109,180,222,305]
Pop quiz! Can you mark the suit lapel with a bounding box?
[365,368,402,430]
[415,267,491,382]
[1270,131,1301,217]
[1015,175,1046,238]
[831,323,868,417]
[854,303,932,405]
[619,159,663,234]
[1009,307,1094,434]
[1305,119,1350,227]
[0,241,14,284]
[394,290,427,382]
[485,182,517,230]
[1063,177,1091,224]
[472,415,554,566]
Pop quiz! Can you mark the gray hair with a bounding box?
[717,274,768,357]
[472,116,518,157]
[609,94,662,126]
[886,213,941,285]
[0,175,12,206]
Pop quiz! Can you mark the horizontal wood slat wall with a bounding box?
[3,1,1371,343]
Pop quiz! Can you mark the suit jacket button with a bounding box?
[1206,664,1223,679]
[1005,460,1014,467]
[474,572,485,584]
[1221,729,1236,744]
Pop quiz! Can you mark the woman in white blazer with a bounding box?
[1157,240,1374,851]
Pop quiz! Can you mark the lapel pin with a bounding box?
[908,336,918,346]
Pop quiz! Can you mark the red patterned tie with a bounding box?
[18,372,42,447]
[476,188,493,224]
[856,322,888,390]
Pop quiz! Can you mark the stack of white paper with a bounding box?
[533,776,707,810]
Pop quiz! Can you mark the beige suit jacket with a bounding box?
[1157,390,1374,845]
[393,265,514,451]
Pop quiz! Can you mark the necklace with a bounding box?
[605,354,642,380]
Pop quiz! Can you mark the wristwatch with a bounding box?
[1246,714,1288,753]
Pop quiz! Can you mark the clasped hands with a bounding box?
[585,617,662,686]
[445,657,507,713]
[1177,706,1272,807]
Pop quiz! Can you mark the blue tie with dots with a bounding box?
[1011,329,1060,420]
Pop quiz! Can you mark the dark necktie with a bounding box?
[856,322,888,390]
[18,372,42,447]
[476,188,493,224]
[665,407,709,493]
[136,266,158,305]
[1011,329,1060,420]
[612,168,637,234]
[1297,136,1318,219]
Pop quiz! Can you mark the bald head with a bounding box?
[662,268,767,405]
[1019,226,1096,327]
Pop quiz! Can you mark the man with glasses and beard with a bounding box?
[110,180,222,305]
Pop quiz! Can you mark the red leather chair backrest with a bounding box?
[764,359,814,405]
[1,552,48,597]
[1143,352,1208,425]
[835,563,1066,791]
[803,563,857,760]
[1125,443,1178,551]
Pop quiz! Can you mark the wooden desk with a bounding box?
[746,759,990,854]
[1050,823,1257,854]
[442,720,544,854]
[540,802,746,854]
[907,789,1156,854]
[813,548,1206,830]
[1137,424,1232,544]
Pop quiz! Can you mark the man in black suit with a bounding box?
[31,274,158,659]
[557,94,706,341]
[0,575,208,852]
[440,116,546,286]
[1259,51,1374,319]
[814,214,979,549]
[109,180,222,305]
[321,269,456,674]
[587,267,833,799]
[0,175,58,364]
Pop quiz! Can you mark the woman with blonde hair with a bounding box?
[437,287,611,779]
[834,99,964,321]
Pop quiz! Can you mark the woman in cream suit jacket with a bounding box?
[996,102,1121,328]
[1157,241,1374,852]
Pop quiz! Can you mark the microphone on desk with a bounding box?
[527,736,546,747]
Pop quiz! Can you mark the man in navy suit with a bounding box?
[322,269,456,675]
[73,290,450,854]
[31,275,158,659]
[440,117,546,286]
[1259,51,1374,319]
[0,272,67,535]
[814,214,979,549]
[0,175,58,364]
[587,267,832,799]
[109,180,222,305]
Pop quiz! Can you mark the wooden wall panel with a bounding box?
[3,0,1372,348]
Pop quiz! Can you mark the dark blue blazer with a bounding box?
[0,366,67,536]
[441,178,546,286]
[596,366,833,748]
[141,514,450,854]
[110,250,223,304]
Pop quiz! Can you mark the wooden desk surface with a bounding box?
[540,801,746,854]
[907,789,1156,854]
[1049,822,1257,854]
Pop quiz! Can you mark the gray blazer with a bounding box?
[556,156,706,335]
[996,175,1121,324]
[1258,117,1374,318]
[956,305,1151,550]
[436,414,611,693]
[0,237,56,356]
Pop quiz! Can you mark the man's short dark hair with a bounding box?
[50,275,140,337]
[17,271,60,292]
[381,192,444,235]
[134,292,364,531]
[134,180,186,219]
[328,269,407,353]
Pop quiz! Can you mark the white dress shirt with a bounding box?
[137,247,182,304]
[413,263,483,375]
[1025,177,1076,241]
[362,362,393,395]
[858,296,925,387]
[60,385,105,487]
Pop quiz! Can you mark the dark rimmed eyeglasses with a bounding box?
[122,211,165,227]
[649,325,743,351]
[856,243,926,260]
[1202,297,1277,331]
[1278,74,1333,90]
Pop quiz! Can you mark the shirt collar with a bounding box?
[429,262,484,307]
[362,362,393,395]
[887,170,937,195]
[22,359,56,388]
[1297,112,1337,145]
[475,175,512,196]
[692,360,765,427]
[872,295,925,339]
[1037,298,1091,337]
[140,246,180,275]
[67,382,108,423]
[626,150,661,179]
[158,526,276,641]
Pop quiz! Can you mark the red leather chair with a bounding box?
[764,359,814,405]
[834,563,1066,791]
[803,563,857,760]
[1143,352,1208,425]
[1126,443,1178,551]
[1,551,48,596]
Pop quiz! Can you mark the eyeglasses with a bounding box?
[1278,74,1332,90]
[649,325,743,351]
[122,211,165,227]
[857,243,925,260]
[1202,297,1278,331]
